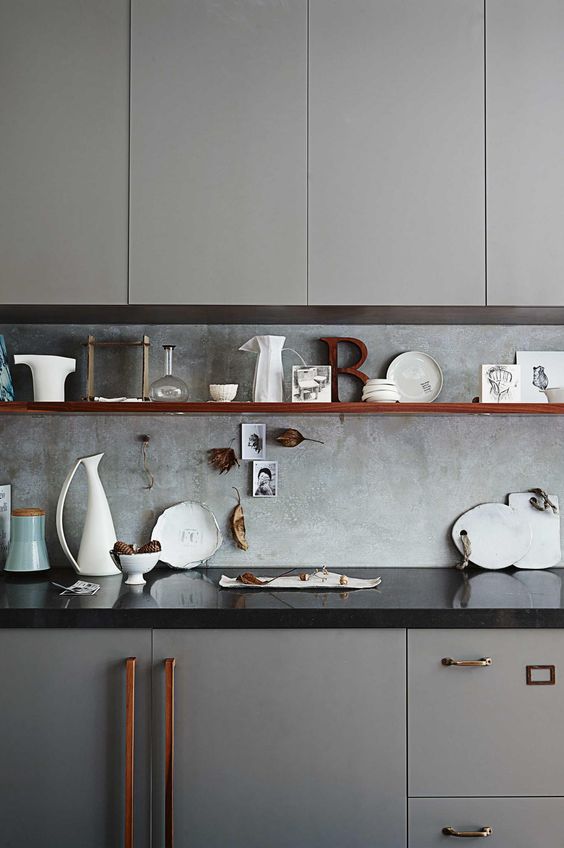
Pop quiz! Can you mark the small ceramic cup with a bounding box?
[109,550,160,585]
[209,383,238,402]
[542,387,564,403]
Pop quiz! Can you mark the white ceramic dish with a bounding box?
[152,500,223,569]
[362,387,401,397]
[209,383,238,402]
[365,379,398,387]
[362,393,401,403]
[386,351,443,402]
[451,502,532,570]
[110,550,160,586]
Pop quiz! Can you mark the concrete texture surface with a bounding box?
[1,323,563,568]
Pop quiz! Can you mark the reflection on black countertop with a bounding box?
[1,565,563,628]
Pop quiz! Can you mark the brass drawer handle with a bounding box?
[443,826,492,838]
[442,657,492,667]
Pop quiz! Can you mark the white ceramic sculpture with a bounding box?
[56,452,120,576]
[13,354,75,401]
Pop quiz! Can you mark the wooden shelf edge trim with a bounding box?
[2,401,564,415]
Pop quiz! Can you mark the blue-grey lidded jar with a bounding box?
[4,508,50,572]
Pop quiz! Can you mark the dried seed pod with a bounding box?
[138,540,162,554]
[208,447,240,474]
[230,488,249,551]
[299,572,310,582]
[114,540,135,555]
[339,574,349,585]
[238,571,265,585]
[276,428,324,448]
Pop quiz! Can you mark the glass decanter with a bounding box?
[149,345,189,402]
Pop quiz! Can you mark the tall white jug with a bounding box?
[56,453,120,576]
[239,335,286,402]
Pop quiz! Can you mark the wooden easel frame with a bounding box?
[84,335,151,400]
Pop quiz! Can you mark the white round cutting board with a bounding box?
[452,503,532,570]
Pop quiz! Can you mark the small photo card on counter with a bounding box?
[0,484,11,563]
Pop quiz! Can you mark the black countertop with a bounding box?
[1,565,564,628]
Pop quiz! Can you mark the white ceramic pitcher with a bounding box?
[239,335,286,402]
[56,453,120,576]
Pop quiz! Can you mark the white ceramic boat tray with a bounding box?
[219,571,381,590]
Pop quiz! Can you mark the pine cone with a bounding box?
[138,540,162,554]
[114,540,135,555]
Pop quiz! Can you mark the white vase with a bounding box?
[56,453,120,577]
[239,335,286,402]
[13,354,75,401]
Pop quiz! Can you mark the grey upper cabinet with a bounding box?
[308,0,485,306]
[0,0,129,304]
[0,629,152,848]
[152,629,406,848]
[130,0,307,305]
[487,0,564,305]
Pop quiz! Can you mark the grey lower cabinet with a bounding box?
[410,798,564,847]
[129,0,307,306]
[487,0,564,306]
[152,629,406,848]
[0,0,129,304]
[408,629,564,797]
[0,629,152,848]
[308,0,485,306]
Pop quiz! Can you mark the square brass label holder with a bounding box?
[84,335,151,401]
[526,665,556,686]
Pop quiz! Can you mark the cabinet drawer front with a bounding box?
[409,629,564,796]
[409,797,564,847]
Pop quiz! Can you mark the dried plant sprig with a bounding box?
[276,428,324,448]
[141,435,155,489]
[209,446,240,474]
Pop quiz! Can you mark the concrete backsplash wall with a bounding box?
[1,323,564,568]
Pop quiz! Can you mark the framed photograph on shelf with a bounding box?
[292,366,331,403]
[516,351,564,402]
[241,423,266,460]
[253,461,278,498]
[480,365,521,403]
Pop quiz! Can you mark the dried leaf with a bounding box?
[208,447,240,474]
[238,571,265,585]
[231,487,249,551]
[276,428,324,448]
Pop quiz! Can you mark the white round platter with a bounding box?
[152,500,223,569]
[386,351,443,402]
[451,502,532,570]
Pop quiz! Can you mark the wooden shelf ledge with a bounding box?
[2,401,564,415]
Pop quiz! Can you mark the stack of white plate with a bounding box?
[362,379,401,403]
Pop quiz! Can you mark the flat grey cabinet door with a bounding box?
[0,629,151,848]
[410,798,564,848]
[309,0,485,306]
[487,1,564,305]
[0,0,129,304]
[130,0,307,305]
[409,629,564,797]
[153,629,406,848]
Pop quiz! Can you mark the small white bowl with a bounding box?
[209,383,238,402]
[542,387,564,403]
[365,379,397,387]
[110,551,160,585]
[362,388,401,400]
